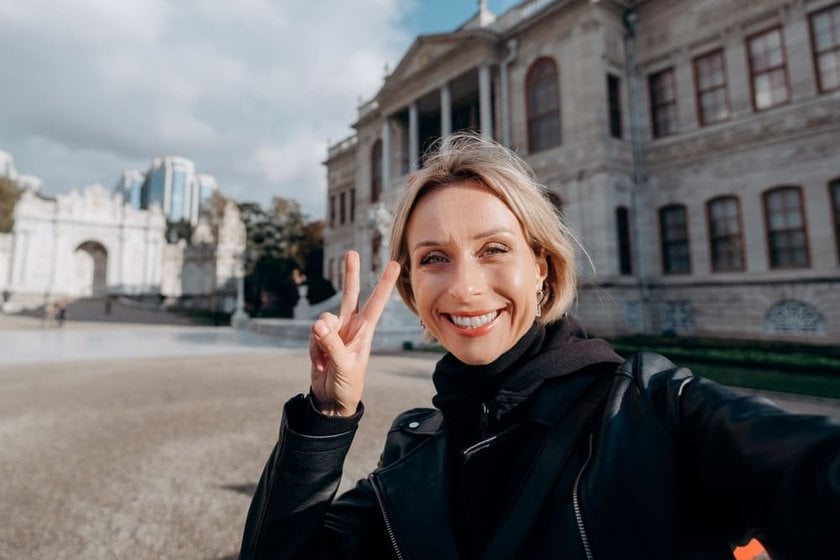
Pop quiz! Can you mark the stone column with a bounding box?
[441,82,452,137]
[381,118,391,187]
[479,63,494,139]
[409,102,419,172]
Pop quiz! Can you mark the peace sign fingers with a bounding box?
[338,250,361,327]
[359,260,401,327]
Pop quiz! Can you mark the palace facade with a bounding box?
[324,0,840,345]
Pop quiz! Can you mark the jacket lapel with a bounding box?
[371,420,460,559]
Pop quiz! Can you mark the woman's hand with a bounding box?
[309,250,401,417]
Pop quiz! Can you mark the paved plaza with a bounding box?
[0,310,838,559]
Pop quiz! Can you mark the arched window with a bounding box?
[659,204,691,274]
[706,196,744,272]
[526,58,561,153]
[371,139,382,203]
[616,206,633,275]
[763,186,809,268]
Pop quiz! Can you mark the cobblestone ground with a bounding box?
[0,312,837,559]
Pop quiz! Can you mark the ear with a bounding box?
[535,251,549,289]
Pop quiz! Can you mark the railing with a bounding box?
[358,98,379,120]
[327,135,358,160]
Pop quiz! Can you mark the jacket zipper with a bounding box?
[369,473,405,560]
[572,432,595,560]
[478,402,490,434]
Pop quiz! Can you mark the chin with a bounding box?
[448,343,504,366]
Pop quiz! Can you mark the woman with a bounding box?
[239,134,840,559]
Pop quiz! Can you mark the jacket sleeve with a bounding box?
[679,375,840,557]
[238,394,383,560]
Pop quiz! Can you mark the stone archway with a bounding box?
[73,241,108,297]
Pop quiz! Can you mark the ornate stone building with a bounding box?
[0,184,245,312]
[324,0,840,346]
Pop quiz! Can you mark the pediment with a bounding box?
[385,34,463,86]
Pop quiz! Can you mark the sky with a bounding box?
[0,0,519,220]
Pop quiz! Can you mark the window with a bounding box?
[763,186,809,268]
[830,179,840,261]
[649,68,677,138]
[659,204,691,274]
[339,191,346,226]
[329,195,336,228]
[371,140,382,203]
[694,49,730,125]
[747,27,790,110]
[616,206,632,275]
[810,3,840,93]
[607,74,623,138]
[707,196,745,272]
[350,188,356,223]
[526,58,562,152]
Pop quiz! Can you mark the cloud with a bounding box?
[0,0,413,218]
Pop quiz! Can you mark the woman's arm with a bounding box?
[680,377,840,556]
[239,251,400,559]
[239,395,382,559]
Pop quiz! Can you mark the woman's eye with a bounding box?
[483,243,509,256]
[419,252,447,265]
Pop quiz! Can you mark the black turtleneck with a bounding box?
[431,316,623,559]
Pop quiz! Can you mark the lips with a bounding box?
[446,310,500,329]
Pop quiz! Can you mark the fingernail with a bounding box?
[314,322,329,337]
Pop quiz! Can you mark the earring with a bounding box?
[420,319,425,330]
[536,288,544,318]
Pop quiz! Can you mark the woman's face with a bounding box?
[406,181,547,365]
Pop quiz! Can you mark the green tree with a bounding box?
[238,197,334,317]
[0,177,21,233]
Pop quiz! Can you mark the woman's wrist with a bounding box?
[309,392,356,417]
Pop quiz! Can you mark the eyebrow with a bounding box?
[412,228,516,251]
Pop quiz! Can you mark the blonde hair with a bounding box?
[389,133,577,324]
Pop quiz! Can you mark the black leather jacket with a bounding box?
[239,352,840,559]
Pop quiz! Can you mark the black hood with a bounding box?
[432,316,623,420]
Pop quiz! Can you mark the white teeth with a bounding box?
[449,311,499,329]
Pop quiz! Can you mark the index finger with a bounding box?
[360,260,401,324]
[338,250,361,324]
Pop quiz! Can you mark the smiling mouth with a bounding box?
[447,310,500,329]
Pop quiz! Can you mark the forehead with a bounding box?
[406,180,524,239]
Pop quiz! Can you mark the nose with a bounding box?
[448,256,485,301]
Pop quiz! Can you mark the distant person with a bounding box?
[55,302,67,327]
[239,133,840,559]
[104,297,112,315]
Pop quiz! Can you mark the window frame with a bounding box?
[659,204,692,275]
[762,186,811,269]
[706,196,746,272]
[809,3,840,93]
[371,139,383,204]
[607,73,623,139]
[648,67,678,138]
[693,48,731,126]
[746,26,791,111]
[526,57,562,153]
[830,179,840,263]
[616,206,633,275]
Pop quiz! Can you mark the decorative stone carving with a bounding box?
[764,300,825,335]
